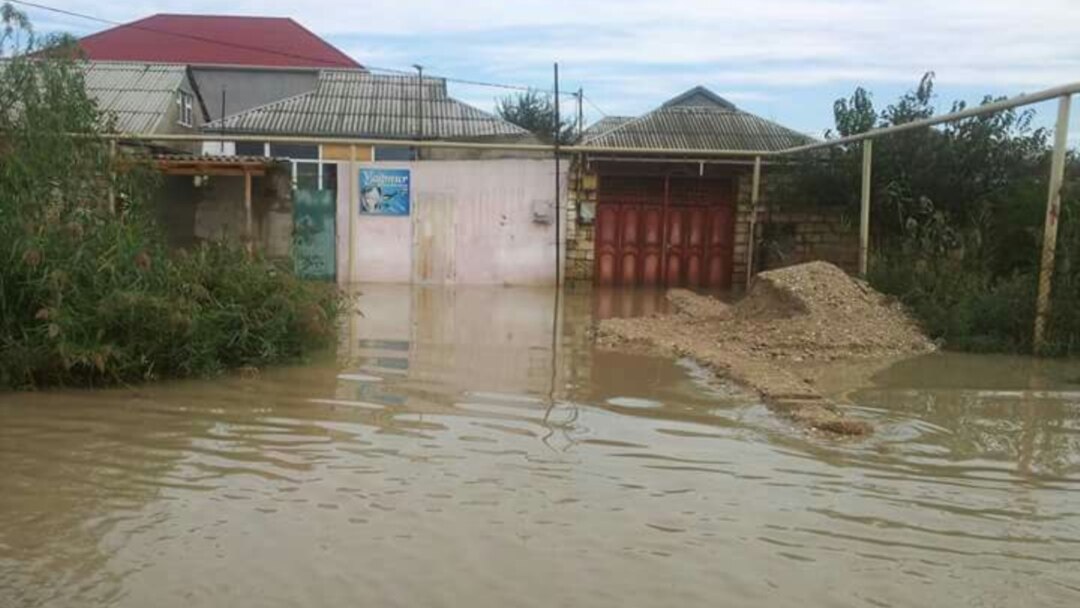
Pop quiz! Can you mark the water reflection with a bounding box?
[856,353,1080,478]
[0,286,1078,607]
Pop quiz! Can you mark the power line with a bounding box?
[9,0,580,98]
[582,94,610,117]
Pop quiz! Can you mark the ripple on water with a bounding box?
[2,289,1080,608]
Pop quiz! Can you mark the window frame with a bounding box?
[177,91,194,127]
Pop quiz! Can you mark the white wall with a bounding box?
[336,159,567,286]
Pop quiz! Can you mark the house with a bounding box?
[81,61,200,134]
[566,86,859,289]
[74,14,555,286]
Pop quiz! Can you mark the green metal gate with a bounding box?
[292,189,336,281]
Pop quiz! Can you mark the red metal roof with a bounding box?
[78,14,361,69]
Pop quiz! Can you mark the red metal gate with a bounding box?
[595,175,735,289]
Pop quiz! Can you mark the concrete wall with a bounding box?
[335,159,567,285]
[156,176,199,248]
[192,169,293,257]
[153,165,293,256]
[190,67,319,122]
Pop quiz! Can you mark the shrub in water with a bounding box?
[0,5,345,388]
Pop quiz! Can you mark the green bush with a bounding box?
[781,72,1080,355]
[0,5,345,389]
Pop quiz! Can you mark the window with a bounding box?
[177,91,194,127]
[295,161,320,191]
[374,146,417,161]
[321,163,338,192]
[235,141,267,157]
[270,144,318,160]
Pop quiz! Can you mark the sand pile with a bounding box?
[727,261,935,360]
[597,261,935,436]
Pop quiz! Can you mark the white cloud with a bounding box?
[24,0,1080,129]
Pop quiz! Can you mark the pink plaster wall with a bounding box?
[336,159,566,285]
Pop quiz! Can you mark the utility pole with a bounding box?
[412,64,424,142]
[577,88,584,140]
[553,63,562,287]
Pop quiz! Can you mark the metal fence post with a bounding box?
[745,155,762,282]
[1033,94,1072,354]
[107,140,117,214]
[347,144,357,286]
[859,139,873,277]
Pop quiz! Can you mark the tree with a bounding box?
[775,72,1080,354]
[496,90,577,144]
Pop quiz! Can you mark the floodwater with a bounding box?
[2,286,1079,608]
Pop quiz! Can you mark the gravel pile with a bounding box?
[596,261,936,436]
[727,261,935,360]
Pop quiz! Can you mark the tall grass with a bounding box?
[0,6,345,389]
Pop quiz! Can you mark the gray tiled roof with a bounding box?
[206,70,528,140]
[81,61,187,133]
[583,87,813,152]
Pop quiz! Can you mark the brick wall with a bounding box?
[737,171,859,278]
[565,158,599,283]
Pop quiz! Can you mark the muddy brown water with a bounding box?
[2,286,1079,607]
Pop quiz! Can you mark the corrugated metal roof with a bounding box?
[206,70,529,140]
[78,14,360,69]
[80,61,187,133]
[583,87,814,152]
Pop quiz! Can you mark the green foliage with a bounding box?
[496,89,577,144]
[0,4,345,389]
[787,72,1079,354]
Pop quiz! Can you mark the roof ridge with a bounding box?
[149,13,293,20]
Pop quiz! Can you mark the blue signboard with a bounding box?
[359,168,410,216]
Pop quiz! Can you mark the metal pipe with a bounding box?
[107,139,117,214]
[1033,94,1072,354]
[859,140,873,276]
[554,62,562,287]
[778,80,1080,156]
[243,168,253,254]
[94,131,774,157]
[585,155,763,166]
[745,155,762,282]
[347,144,357,286]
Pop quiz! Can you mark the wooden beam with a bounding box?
[1033,94,1072,354]
[156,167,267,177]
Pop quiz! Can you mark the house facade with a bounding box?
[566,86,859,290]
[77,15,559,286]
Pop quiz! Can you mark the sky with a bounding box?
[18,0,1080,143]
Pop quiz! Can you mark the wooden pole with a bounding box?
[243,169,253,254]
[1033,94,1072,354]
[347,144,357,286]
[859,139,873,277]
[745,155,762,283]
